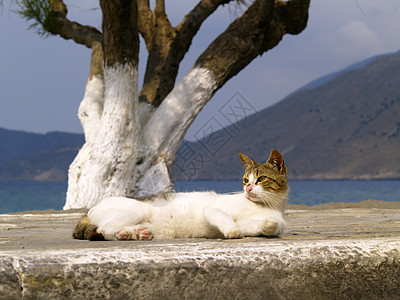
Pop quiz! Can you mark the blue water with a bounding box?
[0,181,68,214]
[175,180,400,205]
[0,180,399,214]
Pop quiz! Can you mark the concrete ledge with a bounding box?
[1,202,400,299]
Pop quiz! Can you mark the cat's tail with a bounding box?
[73,215,105,241]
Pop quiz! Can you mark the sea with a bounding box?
[0,180,399,214]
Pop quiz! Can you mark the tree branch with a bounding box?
[88,41,104,79]
[196,0,310,89]
[43,0,102,48]
[138,0,154,46]
[275,0,310,34]
[176,0,231,37]
[138,0,236,106]
[138,0,175,106]
[155,0,165,17]
[143,0,310,159]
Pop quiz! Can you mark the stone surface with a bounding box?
[0,201,399,299]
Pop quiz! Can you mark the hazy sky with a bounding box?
[1,0,399,141]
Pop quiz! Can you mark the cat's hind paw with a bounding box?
[224,229,243,239]
[261,218,278,236]
[116,226,153,241]
[115,229,133,240]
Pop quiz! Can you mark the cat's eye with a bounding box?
[256,176,267,184]
[243,178,249,184]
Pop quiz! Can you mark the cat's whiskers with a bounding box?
[256,191,287,211]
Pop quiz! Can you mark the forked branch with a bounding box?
[138,0,236,106]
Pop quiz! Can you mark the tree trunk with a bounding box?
[64,65,216,209]
[65,0,143,209]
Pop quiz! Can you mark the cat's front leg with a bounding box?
[235,219,264,237]
[261,217,285,236]
[260,218,279,236]
[236,217,285,237]
[203,207,243,239]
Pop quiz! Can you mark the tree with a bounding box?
[16,0,310,209]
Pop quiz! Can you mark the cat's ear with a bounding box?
[267,149,287,174]
[239,153,256,169]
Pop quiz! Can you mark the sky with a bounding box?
[1,0,400,141]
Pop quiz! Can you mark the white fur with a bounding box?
[87,190,287,240]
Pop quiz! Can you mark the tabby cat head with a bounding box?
[239,149,288,210]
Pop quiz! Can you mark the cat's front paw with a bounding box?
[224,229,243,239]
[261,218,278,236]
[116,226,153,240]
[137,226,153,240]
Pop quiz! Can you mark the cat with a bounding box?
[73,149,288,241]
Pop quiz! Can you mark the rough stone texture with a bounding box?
[0,202,399,299]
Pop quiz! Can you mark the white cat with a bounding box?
[73,149,288,240]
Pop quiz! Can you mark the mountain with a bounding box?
[174,51,400,180]
[294,49,400,93]
[1,51,400,181]
[0,128,84,181]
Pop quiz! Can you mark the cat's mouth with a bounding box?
[246,191,259,201]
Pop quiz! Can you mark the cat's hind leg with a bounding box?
[88,196,152,240]
[116,224,153,240]
[73,216,105,241]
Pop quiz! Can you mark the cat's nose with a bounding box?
[246,185,253,193]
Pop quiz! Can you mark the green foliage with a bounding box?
[16,0,52,37]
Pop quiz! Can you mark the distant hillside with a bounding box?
[1,51,400,182]
[174,52,400,180]
[0,129,84,181]
[295,50,400,92]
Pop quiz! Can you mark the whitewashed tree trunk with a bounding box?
[65,75,104,209]
[65,64,142,209]
[64,65,217,209]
